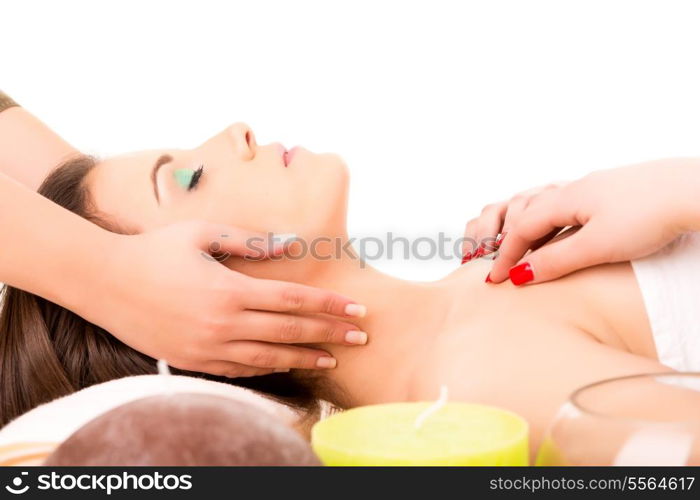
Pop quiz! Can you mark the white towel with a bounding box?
[631,232,700,371]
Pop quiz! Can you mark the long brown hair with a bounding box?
[0,156,336,427]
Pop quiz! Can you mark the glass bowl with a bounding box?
[536,372,700,465]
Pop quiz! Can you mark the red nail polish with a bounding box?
[485,273,493,283]
[461,252,472,264]
[509,262,534,285]
[496,233,506,247]
[473,246,484,258]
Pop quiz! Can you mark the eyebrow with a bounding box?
[151,154,173,204]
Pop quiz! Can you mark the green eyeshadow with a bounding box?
[173,168,194,189]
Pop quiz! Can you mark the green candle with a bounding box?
[311,402,529,466]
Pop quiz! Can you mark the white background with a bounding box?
[3,0,700,280]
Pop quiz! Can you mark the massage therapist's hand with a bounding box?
[80,221,367,377]
[465,159,700,285]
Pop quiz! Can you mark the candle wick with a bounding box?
[157,359,174,395]
[157,358,172,376]
[414,385,449,430]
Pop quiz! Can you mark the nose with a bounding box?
[225,122,257,160]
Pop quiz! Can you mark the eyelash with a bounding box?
[188,165,204,191]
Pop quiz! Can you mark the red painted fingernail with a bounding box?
[509,262,534,285]
[473,246,484,258]
[496,232,506,246]
[461,252,472,264]
[485,273,493,283]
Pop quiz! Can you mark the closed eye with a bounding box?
[174,165,204,191]
[188,165,204,190]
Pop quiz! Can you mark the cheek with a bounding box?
[176,160,349,235]
[194,174,299,232]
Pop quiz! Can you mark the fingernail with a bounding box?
[473,246,484,259]
[496,232,507,246]
[345,330,368,345]
[345,303,367,318]
[271,233,298,254]
[316,357,337,369]
[461,252,472,264]
[509,262,534,285]
[273,368,291,373]
[273,233,298,245]
[485,273,493,283]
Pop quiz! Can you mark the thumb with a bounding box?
[190,222,297,262]
[508,225,608,285]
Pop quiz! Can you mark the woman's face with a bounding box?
[87,123,350,240]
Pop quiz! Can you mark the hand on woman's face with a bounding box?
[86,123,350,239]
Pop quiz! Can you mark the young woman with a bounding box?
[2,122,696,455]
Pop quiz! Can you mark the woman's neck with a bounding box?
[299,253,479,407]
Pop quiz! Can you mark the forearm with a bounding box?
[0,172,118,311]
[0,92,78,190]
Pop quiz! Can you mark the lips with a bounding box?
[279,144,301,167]
[273,143,289,167]
[286,146,300,165]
